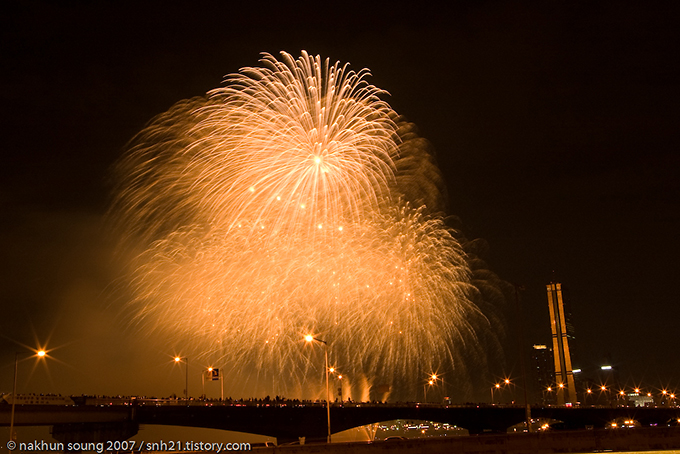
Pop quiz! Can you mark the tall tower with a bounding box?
[546,282,576,404]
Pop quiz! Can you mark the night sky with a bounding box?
[1,1,678,400]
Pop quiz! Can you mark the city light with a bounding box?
[172,356,188,401]
[10,348,51,442]
[601,365,613,370]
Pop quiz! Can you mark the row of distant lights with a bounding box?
[544,383,675,399]
[573,366,676,398]
[496,370,676,399]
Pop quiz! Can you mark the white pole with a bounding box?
[9,353,19,442]
[325,344,331,443]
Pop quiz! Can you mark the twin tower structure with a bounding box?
[546,282,577,405]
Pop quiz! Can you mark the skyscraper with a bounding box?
[546,282,577,404]
[531,344,556,405]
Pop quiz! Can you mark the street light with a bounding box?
[424,379,435,402]
[10,349,48,441]
[424,374,439,403]
[305,335,331,443]
[491,383,501,405]
[329,369,344,402]
[174,356,188,403]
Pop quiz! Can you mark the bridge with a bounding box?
[2,403,679,443]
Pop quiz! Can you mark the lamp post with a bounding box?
[10,350,47,441]
[305,335,331,443]
[491,383,500,405]
[424,379,434,403]
[202,367,224,401]
[431,374,440,402]
[174,356,188,403]
[599,385,610,406]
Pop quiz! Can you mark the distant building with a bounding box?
[547,282,577,404]
[628,392,654,407]
[531,344,555,405]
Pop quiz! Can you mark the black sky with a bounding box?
[1,1,678,399]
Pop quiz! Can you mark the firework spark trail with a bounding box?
[112,51,498,400]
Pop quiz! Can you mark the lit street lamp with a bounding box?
[599,385,608,405]
[202,367,224,400]
[10,350,47,441]
[305,335,331,443]
[424,379,434,402]
[545,386,553,405]
[425,374,439,403]
[491,383,501,405]
[174,356,189,402]
[556,383,565,405]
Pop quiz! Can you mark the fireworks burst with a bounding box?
[112,51,500,400]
